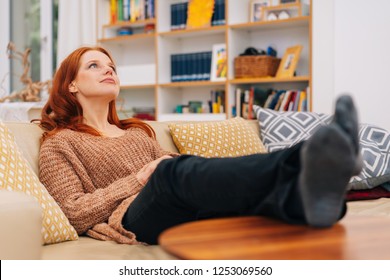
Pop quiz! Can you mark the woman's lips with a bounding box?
[101,78,115,84]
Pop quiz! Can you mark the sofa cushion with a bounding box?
[0,122,78,245]
[168,117,266,157]
[253,105,390,191]
[42,236,177,260]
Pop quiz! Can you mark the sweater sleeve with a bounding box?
[39,137,143,235]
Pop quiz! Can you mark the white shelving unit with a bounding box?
[96,0,311,121]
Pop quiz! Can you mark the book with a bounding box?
[248,87,254,119]
[187,0,215,29]
[235,88,242,117]
[110,0,117,23]
[279,90,292,111]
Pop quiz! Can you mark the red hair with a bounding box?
[36,46,155,141]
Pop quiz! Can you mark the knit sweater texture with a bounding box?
[39,127,177,245]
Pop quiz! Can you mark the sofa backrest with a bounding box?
[6,122,43,176]
[4,120,260,177]
[4,121,182,176]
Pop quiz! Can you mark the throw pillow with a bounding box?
[253,105,390,190]
[0,122,78,244]
[168,117,267,157]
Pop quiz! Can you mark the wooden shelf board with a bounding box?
[103,18,156,29]
[121,84,156,90]
[98,33,155,43]
[229,76,310,84]
[159,81,227,88]
[158,113,227,122]
[230,16,310,31]
[159,25,227,38]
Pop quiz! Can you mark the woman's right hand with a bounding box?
[136,155,172,186]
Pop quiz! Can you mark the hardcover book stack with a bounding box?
[234,87,309,119]
[171,52,212,82]
[170,2,188,30]
[110,0,155,23]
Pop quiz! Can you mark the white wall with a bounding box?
[313,0,390,131]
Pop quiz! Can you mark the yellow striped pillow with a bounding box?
[0,122,78,244]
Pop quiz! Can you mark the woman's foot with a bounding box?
[298,95,362,228]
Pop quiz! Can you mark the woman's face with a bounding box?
[69,50,120,102]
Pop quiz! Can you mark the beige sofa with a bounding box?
[1,120,390,260]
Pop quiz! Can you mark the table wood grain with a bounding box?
[158,214,390,259]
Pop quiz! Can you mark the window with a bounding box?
[4,0,58,97]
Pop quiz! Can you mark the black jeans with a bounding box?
[122,142,342,245]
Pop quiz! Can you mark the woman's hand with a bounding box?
[136,155,172,186]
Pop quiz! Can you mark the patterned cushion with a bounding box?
[0,122,78,244]
[253,105,390,190]
[168,117,267,157]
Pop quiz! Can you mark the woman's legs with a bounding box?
[122,95,362,244]
[123,144,304,244]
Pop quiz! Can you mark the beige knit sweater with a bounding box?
[39,127,177,244]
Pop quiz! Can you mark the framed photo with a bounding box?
[210,44,227,81]
[276,45,303,78]
[250,0,271,22]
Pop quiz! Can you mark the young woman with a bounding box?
[38,46,362,245]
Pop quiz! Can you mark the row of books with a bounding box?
[110,0,155,23]
[233,87,309,119]
[175,90,225,114]
[170,0,225,30]
[171,52,212,82]
[264,90,308,112]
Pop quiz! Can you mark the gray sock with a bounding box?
[298,95,362,228]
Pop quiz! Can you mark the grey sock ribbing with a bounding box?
[298,95,362,228]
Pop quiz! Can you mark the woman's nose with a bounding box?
[104,66,113,75]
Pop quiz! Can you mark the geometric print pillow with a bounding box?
[0,122,78,245]
[253,105,390,190]
[168,117,267,158]
[254,105,332,150]
[350,124,390,190]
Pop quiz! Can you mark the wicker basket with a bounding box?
[234,55,281,78]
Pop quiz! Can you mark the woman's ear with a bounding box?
[69,82,77,93]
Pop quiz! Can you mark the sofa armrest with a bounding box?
[0,190,42,259]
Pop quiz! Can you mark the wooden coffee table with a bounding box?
[158,214,390,259]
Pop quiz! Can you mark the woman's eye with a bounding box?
[89,63,98,69]
[111,66,116,73]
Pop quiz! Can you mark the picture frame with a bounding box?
[250,0,271,22]
[276,45,303,78]
[210,43,227,81]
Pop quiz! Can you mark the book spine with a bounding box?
[235,88,242,117]
[123,0,130,21]
[220,0,226,25]
[170,4,176,30]
[248,87,254,119]
[110,0,117,23]
[206,51,212,80]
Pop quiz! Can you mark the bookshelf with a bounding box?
[96,0,311,121]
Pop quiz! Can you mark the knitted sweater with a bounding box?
[39,127,177,244]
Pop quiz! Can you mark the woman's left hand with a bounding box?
[136,155,172,186]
